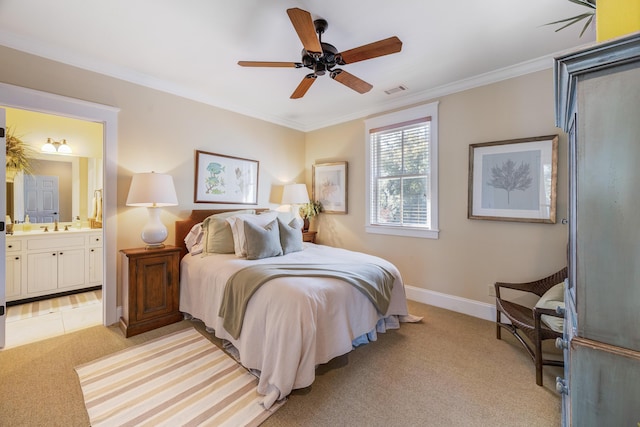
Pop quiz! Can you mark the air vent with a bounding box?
[384,85,408,95]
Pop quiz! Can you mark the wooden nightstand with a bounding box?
[302,231,317,243]
[119,246,182,337]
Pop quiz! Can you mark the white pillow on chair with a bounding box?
[534,282,565,333]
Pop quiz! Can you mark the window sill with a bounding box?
[366,225,439,239]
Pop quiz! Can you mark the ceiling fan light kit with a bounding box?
[238,7,402,99]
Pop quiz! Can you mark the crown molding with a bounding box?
[0,29,591,132]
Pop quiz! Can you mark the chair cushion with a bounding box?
[534,282,565,333]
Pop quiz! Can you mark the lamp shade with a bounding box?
[126,172,178,249]
[281,183,309,205]
[41,138,56,153]
[126,172,178,207]
[57,139,72,154]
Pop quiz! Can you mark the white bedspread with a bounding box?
[179,243,409,407]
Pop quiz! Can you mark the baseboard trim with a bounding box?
[405,285,497,322]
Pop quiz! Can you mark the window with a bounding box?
[365,102,439,239]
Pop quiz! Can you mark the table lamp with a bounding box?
[126,172,178,248]
[282,183,309,228]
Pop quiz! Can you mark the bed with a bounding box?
[175,209,411,408]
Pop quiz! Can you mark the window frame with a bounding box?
[365,102,439,239]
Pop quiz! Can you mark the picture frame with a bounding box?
[468,135,558,223]
[194,150,259,204]
[313,161,348,214]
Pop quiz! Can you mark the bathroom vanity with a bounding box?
[5,228,103,303]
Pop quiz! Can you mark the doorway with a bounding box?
[3,106,105,348]
[0,82,119,350]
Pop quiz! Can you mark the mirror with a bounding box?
[7,156,102,224]
[4,106,104,225]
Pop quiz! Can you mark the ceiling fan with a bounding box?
[238,8,403,99]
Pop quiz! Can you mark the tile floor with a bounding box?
[3,291,103,349]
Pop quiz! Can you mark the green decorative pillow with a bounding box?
[278,217,303,255]
[202,210,255,254]
[534,282,565,333]
[244,219,283,260]
[227,211,279,257]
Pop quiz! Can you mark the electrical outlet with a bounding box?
[487,284,496,297]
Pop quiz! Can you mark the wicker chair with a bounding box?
[495,267,568,386]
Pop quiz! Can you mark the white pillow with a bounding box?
[534,282,565,333]
[184,222,203,254]
[227,211,279,257]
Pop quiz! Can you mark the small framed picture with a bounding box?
[194,150,259,204]
[313,161,348,214]
[468,135,558,223]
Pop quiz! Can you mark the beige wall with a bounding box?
[0,44,567,308]
[305,69,568,304]
[0,46,306,306]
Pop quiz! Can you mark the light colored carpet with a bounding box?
[0,301,561,426]
[75,327,283,427]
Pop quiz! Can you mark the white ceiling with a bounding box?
[0,0,595,132]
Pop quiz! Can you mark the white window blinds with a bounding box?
[369,117,431,228]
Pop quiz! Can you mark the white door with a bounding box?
[1,107,7,348]
[24,175,60,223]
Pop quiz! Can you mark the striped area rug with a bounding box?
[75,328,284,427]
[6,290,102,322]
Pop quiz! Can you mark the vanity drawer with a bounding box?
[88,233,103,247]
[6,240,22,252]
[26,236,86,250]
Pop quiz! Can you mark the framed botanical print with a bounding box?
[313,161,348,214]
[194,150,259,204]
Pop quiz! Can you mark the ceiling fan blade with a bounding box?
[287,8,322,54]
[339,36,403,64]
[330,69,373,94]
[238,61,302,68]
[291,74,317,99]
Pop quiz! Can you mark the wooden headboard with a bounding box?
[175,209,268,259]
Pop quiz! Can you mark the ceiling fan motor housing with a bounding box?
[301,42,339,75]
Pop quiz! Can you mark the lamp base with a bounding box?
[141,206,168,249]
[145,243,165,250]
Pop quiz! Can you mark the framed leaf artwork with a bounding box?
[468,135,558,223]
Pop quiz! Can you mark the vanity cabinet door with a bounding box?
[26,251,58,294]
[88,246,103,284]
[5,255,22,299]
[6,238,23,300]
[26,248,85,294]
[57,248,86,289]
